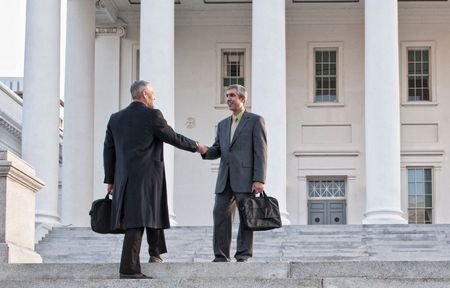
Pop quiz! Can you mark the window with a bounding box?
[401,41,436,105]
[407,48,430,101]
[222,50,245,103]
[308,179,346,198]
[314,49,337,102]
[308,42,343,106]
[408,168,432,224]
[216,43,251,108]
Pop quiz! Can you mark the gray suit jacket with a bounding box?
[203,111,267,193]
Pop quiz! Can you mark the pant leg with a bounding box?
[120,227,144,274]
[146,228,167,257]
[234,192,254,261]
[213,186,235,261]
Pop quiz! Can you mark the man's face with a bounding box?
[226,89,245,113]
[142,86,155,108]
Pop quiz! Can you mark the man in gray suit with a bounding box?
[202,84,267,262]
[104,80,208,279]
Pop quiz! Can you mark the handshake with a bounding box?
[196,142,209,154]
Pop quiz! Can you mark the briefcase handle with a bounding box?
[253,191,268,197]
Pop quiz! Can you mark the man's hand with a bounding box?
[251,182,264,193]
[107,183,114,195]
[196,142,209,154]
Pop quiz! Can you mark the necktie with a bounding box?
[230,117,239,142]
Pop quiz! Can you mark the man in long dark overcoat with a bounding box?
[103,80,207,279]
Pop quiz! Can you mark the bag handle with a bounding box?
[252,191,267,197]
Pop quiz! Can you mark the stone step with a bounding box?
[0,279,320,288]
[2,261,450,280]
[36,225,450,263]
[4,278,450,288]
[2,262,450,288]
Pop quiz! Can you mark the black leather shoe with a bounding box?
[119,273,152,279]
[212,258,229,262]
[236,258,248,262]
[149,256,163,263]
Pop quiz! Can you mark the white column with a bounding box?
[140,1,177,224]
[252,0,289,224]
[93,27,124,200]
[22,0,61,227]
[363,0,406,224]
[61,0,95,226]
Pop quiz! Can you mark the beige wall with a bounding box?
[109,4,450,225]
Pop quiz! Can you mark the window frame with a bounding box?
[307,176,347,200]
[215,43,251,109]
[307,42,344,107]
[401,41,437,106]
[406,167,433,224]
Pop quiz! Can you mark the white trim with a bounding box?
[215,43,251,109]
[294,150,359,157]
[400,41,437,105]
[0,81,22,105]
[306,102,345,108]
[307,42,344,105]
[401,150,445,157]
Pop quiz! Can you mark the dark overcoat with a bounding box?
[103,102,197,230]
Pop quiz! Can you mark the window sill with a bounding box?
[307,102,345,108]
[401,102,438,107]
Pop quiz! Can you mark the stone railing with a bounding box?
[0,150,44,263]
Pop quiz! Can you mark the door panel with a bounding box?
[308,200,346,225]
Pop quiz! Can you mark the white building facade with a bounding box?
[2,0,450,233]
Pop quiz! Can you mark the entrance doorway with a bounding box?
[308,200,346,225]
[307,178,347,225]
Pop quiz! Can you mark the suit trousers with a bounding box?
[119,227,167,274]
[213,180,253,261]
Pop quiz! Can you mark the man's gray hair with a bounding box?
[227,84,247,98]
[130,80,150,100]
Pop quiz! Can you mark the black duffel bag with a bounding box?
[238,191,282,231]
[89,193,125,234]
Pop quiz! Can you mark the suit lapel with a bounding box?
[230,112,250,147]
[224,116,232,147]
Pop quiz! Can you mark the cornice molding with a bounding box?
[0,164,44,192]
[0,150,44,192]
[175,10,251,26]
[96,0,119,24]
[401,149,445,156]
[0,117,21,140]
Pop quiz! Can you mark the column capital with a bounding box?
[95,21,127,38]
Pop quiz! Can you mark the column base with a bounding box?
[6,243,42,263]
[169,213,177,226]
[362,209,407,224]
[281,211,291,225]
[35,210,60,243]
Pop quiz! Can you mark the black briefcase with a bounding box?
[89,193,125,234]
[238,191,282,231]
